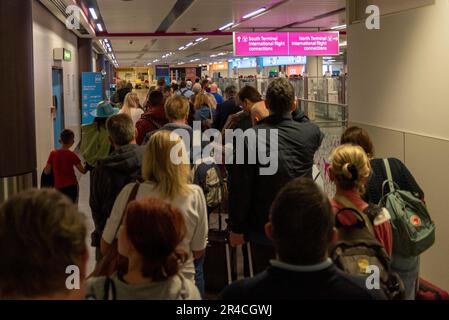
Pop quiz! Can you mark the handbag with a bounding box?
[90,182,140,278]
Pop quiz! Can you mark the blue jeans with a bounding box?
[194,255,205,299]
[391,254,420,300]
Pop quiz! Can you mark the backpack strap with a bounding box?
[112,182,140,239]
[103,277,117,300]
[334,195,375,236]
[381,159,401,199]
[383,159,395,192]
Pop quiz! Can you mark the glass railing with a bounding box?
[215,75,347,105]
[298,99,348,197]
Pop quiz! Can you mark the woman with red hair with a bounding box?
[87,198,201,300]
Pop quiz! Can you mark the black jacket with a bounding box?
[220,263,386,300]
[228,114,324,235]
[292,107,310,123]
[365,158,424,204]
[213,98,241,131]
[89,144,144,246]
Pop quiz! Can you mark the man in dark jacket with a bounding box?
[228,78,324,273]
[136,90,168,144]
[90,113,144,260]
[213,85,240,131]
[221,178,386,301]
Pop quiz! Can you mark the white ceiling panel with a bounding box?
[97,0,177,33]
[95,0,346,67]
[236,0,345,29]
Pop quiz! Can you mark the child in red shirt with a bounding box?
[44,129,87,203]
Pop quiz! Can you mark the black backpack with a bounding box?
[330,197,404,300]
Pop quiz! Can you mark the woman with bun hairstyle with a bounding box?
[330,144,393,255]
[87,198,201,300]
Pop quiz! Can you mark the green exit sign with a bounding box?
[63,49,72,62]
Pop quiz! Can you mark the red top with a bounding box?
[47,149,81,189]
[331,190,393,256]
[135,105,168,145]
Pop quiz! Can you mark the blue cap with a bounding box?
[90,101,119,118]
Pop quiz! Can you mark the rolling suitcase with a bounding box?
[203,212,254,294]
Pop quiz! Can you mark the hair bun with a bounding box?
[343,163,359,182]
[348,164,359,181]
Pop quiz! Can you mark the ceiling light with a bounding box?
[89,8,98,20]
[209,63,212,65]
[201,38,208,42]
[340,41,347,47]
[104,39,109,43]
[153,59,159,63]
[242,7,266,19]
[331,24,346,30]
[147,63,152,66]
[219,22,234,31]
[96,23,103,32]
[185,42,194,47]
[210,54,217,58]
[178,46,185,50]
[195,37,204,42]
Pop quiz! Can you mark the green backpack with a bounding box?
[379,159,436,257]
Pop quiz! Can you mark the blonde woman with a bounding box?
[329,144,393,255]
[101,130,208,296]
[119,92,144,126]
[194,92,216,130]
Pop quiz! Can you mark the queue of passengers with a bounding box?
[0,77,433,300]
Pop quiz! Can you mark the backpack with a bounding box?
[330,196,404,300]
[379,159,435,257]
[193,157,224,210]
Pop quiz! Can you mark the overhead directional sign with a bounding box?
[234,32,340,56]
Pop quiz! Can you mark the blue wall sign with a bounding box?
[262,56,307,67]
[155,65,170,85]
[81,72,103,124]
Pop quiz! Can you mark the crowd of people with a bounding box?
[0,76,434,300]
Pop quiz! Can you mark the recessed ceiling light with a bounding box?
[89,8,98,20]
[219,22,234,31]
[331,24,346,30]
[96,23,103,32]
[242,7,266,19]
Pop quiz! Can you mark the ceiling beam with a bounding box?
[96,31,232,38]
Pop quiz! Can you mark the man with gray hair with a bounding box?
[90,113,144,260]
